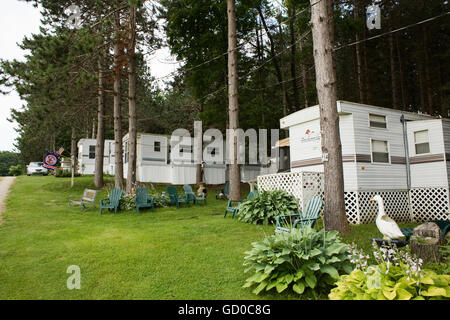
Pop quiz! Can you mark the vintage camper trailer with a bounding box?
[122,132,268,185]
[257,101,450,224]
[77,138,115,175]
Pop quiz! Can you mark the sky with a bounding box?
[0,0,181,152]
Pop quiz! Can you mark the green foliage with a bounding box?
[329,265,450,300]
[119,194,136,211]
[0,151,19,176]
[330,242,450,300]
[54,168,80,178]
[119,192,171,211]
[8,165,23,176]
[149,192,171,208]
[236,190,299,225]
[243,227,352,297]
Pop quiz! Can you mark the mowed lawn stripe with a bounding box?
[0,176,292,299]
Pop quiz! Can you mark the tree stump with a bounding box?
[410,222,442,263]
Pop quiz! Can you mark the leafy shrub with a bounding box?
[119,194,136,210]
[8,165,22,176]
[329,242,450,300]
[118,192,171,211]
[236,190,299,225]
[54,168,80,178]
[243,227,352,297]
[150,193,171,208]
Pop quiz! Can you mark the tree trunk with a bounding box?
[288,5,300,111]
[113,10,124,189]
[71,127,76,188]
[94,56,105,188]
[227,0,240,201]
[256,21,266,124]
[354,1,365,104]
[298,37,310,109]
[422,26,433,115]
[310,0,350,234]
[389,21,399,110]
[418,59,426,113]
[395,35,408,111]
[126,5,137,193]
[363,29,372,105]
[257,7,291,115]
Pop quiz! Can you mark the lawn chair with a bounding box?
[69,189,99,211]
[167,186,188,208]
[183,184,206,205]
[216,181,229,199]
[135,187,155,213]
[224,189,259,218]
[275,195,323,234]
[99,188,122,215]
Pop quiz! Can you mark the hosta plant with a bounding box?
[329,241,450,300]
[236,190,299,225]
[243,227,352,297]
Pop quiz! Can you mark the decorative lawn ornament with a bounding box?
[43,147,64,171]
[366,4,381,30]
[370,195,405,240]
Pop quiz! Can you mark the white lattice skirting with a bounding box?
[257,172,450,224]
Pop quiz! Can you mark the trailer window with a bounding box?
[371,140,389,163]
[369,114,387,128]
[89,145,96,159]
[414,130,430,154]
[154,141,161,152]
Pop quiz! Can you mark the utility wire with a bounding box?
[151,0,324,82]
[334,11,450,51]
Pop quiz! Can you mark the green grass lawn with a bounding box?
[0,176,419,300]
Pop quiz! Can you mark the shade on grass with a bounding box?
[0,176,419,299]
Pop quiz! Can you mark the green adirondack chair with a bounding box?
[167,186,188,208]
[216,181,229,199]
[275,195,324,233]
[224,189,259,218]
[135,187,155,213]
[69,189,99,211]
[183,184,206,205]
[99,188,122,215]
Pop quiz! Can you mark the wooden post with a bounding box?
[71,127,76,188]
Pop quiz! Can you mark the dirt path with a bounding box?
[0,177,16,226]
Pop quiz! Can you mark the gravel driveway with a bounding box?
[0,177,15,225]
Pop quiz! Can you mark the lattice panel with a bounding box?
[257,172,450,225]
[357,191,411,224]
[410,187,450,222]
[257,171,304,199]
[344,192,360,225]
[257,171,324,211]
[301,172,324,212]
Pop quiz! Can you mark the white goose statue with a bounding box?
[370,195,405,240]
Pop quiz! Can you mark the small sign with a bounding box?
[43,147,64,170]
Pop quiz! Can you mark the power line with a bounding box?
[152,0,324,82]
[187,28,312,105]
[334,11,450,51]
